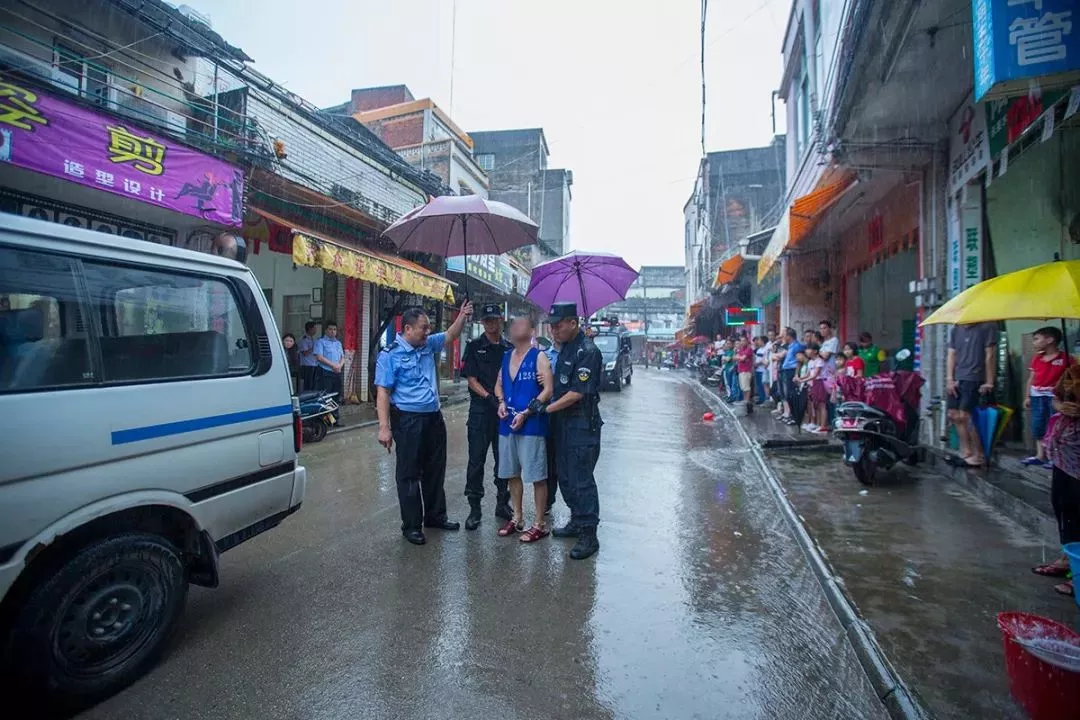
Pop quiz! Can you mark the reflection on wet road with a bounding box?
[83,371,885,720]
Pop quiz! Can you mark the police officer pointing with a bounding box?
[540,302,603,560]
[462,303,513,530]
[375,301,473,545]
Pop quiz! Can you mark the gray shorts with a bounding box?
[498,433,548,483]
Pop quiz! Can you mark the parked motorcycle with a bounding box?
[298,389,339,443]
[833,357,925,485]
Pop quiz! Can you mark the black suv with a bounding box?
[589,323,633,391]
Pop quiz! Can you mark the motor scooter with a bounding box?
[832,353,926,485]
[298,389,339,443]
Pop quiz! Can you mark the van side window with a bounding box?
[81,262,254,383]
[0,249,94,392]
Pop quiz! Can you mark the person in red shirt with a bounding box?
[1024,326,1071,467]
[842,342,865,377]
[735,336,755,409]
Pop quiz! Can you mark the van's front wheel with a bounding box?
[5,533,187,712]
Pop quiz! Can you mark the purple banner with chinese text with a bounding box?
[0,81,243,227]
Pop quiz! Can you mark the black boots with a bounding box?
[569,526,599,560]
[465,502,482,531]
[494,501,513,521]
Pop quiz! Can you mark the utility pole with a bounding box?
[641,272,649,367]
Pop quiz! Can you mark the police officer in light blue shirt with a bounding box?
[376,301,473,546]
[314,321,345,423]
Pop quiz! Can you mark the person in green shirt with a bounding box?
[857,331,887,376]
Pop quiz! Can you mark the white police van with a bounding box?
[0,214,306,712]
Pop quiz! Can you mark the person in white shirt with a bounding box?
[753,335,771,405]
[818,320,840,371]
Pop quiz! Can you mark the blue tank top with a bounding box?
[499,347,548,437]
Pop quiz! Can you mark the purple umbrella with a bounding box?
[381,195,538,257]
[526,251,640,319]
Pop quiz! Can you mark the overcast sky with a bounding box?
[202,0,789,269]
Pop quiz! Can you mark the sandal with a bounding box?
[520,525,550,543]
[1022,456,1045,466]
[497,519,523,537]
[1054,580,1074,597]
[1033,562,1072,578]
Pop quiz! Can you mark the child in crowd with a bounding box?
[1024,326,1070,468]
[797,344,826,433]
[843,342,865,377]
[832,355,848,405]
[1032,365,1080,597]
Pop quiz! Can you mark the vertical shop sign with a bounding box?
[961,190,984,290]
[948,195,963,297]
[948,93,991,194]
[973,0,1078,101]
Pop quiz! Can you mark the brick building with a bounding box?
[468,129,572,270]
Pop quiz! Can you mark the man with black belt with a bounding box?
[376,301,473,545]
[539,302,603,560]
[542,337,561,515]
[314,320,344,425]
[462,303,513,530]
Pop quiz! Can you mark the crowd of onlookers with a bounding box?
[688,321,889,434]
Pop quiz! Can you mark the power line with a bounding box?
[700,0,708,158]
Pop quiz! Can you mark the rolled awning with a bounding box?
[713,253,744,288]
[292,233,454,303]
[250,206,455,303]
[758,170,858,282]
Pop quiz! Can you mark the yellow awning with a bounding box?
[758,170,857,282]
[713,254,744,288]
[292,233,455,303]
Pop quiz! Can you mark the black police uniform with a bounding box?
[547,303,603,554]
[462,304,512,517]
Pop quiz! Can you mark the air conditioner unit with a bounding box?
[113,87,187,136]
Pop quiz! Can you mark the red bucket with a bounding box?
[998,612,1080,720]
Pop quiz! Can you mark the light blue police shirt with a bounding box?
[314,336,344,372]
[375,332,447,413]
[544,345,559,367]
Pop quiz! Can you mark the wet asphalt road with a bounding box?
[84,370,886,720]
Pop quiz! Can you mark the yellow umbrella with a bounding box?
[921,260,1080,325]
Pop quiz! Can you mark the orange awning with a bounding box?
[757,169,857,282]
[789,172,858,248]
[687,298,707,321]
[713,253,744,288]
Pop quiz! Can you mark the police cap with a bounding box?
[547,302,579,323]
[479,303,504,320]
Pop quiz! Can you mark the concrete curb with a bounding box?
[325,395,471,438]
[691,380,930,720]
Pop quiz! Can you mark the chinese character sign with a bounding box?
[973,0,1077,100]
[0,82,243,227]
[947,93,991,194]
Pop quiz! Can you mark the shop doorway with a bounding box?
[856,247,917,360]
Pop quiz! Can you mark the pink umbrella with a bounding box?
[526,250,639,319]
[382,194,538,256]
[382,195,538,298]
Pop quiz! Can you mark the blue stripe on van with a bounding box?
[111,404,293,445]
